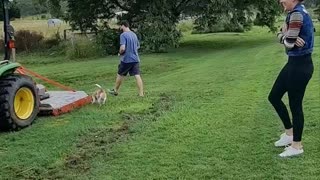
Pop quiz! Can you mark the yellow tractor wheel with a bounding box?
[0,75,39,130]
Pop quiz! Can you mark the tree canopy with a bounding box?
[17,0,320,52]
[0,0,21,20]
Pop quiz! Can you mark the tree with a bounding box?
[14,0,46,16]
[65,0,115,32]
[33,0,66,18]
[313,0,320,21]
[0,1,21,20]
[303,0,318,8]
[46,0,282,52]
[47,0,62,18]
[191,0,282,33]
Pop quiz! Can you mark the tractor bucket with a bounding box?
[17,67,92,116]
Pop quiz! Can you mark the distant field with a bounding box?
[0,19,70,38]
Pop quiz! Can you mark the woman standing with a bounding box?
[269,0,314,158]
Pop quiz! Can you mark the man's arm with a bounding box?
[277,12,303,49]
[119,45,125,55]
[119,34,126,55]
[137,39,140,50]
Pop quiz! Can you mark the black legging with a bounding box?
[268,54,314,142]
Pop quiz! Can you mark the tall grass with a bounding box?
[66,36,104,60]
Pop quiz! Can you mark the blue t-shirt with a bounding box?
[120,31,140,63]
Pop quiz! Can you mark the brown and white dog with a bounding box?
[91,84,107,106]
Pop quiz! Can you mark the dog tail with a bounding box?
[95,84,103,89]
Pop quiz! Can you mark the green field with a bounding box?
[0,26,319,179]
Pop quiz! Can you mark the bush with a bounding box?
[0,39,4,53]
[0,30,62,55]
[66,36,103,60]
[41,15,47,19]
[42,31,62,49]
[43,38,61,49]
[177,20,194,33]
[96,28,121,55]
[15,30,44,52]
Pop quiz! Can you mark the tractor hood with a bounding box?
[0,62,21,76]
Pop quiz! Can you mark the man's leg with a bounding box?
[114,74,125,93]
[110,62,128,96]
[135,75,144,97]
[130,63,144,97]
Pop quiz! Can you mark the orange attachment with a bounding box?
[16,66,76,92]
[9,40,15,49]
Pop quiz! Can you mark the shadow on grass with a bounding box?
[179,33,274,52]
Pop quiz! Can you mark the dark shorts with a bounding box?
[118,62,140,76]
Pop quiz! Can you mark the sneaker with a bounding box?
[284,145,303,151]
[279,146,304,158]
[274,133,293,147]
[108,89,118,96]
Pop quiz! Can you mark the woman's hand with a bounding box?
[295,37,305,47]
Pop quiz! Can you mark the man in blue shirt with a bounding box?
[109,21,144,97]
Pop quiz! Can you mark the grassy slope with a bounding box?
[0,27,319,179]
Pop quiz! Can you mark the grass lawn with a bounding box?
[0,26,319,179]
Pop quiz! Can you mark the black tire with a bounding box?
[0,74,39,131]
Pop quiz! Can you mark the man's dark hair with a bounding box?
[120,20,130,28]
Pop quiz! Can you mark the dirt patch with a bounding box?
[28,93,175,179]
[64,121,129,172]
[3,166,43,180]
[121,93,172,122]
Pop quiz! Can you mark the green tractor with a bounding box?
[0,61,39,130]
[0,0,91,131]
[0,0,39,130]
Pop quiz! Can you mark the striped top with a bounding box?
[277,12,303,49]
